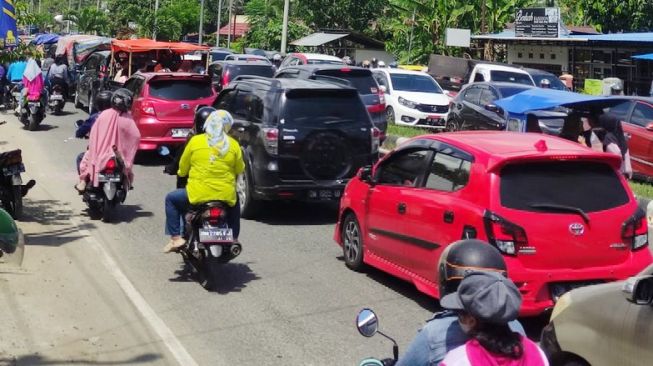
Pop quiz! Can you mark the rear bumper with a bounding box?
[506,249,653,316]
[137,117,193,150]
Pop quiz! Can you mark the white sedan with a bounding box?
[372,68,451,129]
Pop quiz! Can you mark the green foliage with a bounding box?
[243,0,311,51]
[559,0,653,33]
[0,44,43,64]
[630,181,653,200]
[64,7,110,35]
[294,0,387,33]
[157,0,201,40]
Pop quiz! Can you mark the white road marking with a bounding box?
[69,216,204,366]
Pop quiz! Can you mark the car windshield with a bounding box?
[315,70,377,95]
[531,74,567,90]
[390,74,443,93]
[284,91,369,126]
[490,70,534,86]
[497,85,532,98]
[500,161,629,213]
[148,79,213,100]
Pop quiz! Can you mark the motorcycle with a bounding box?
[19,93,46,131]
[356,309,399,366]
[48,83,65,115]
[9,82,22,113]
[82,153,129,222]
[0,122,35,219]
[160,146,242,291]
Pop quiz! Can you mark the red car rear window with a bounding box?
[148,79,213,101]
[500,161,629,213]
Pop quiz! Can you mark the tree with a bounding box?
[64,7,110,35]
[243,0,311,50]
[559,0,653,33]
[157,0,201,39]
[106,0,153,38]
[294,0,387,35]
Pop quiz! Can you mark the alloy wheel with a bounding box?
[343,215,364,270]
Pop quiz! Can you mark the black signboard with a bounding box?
[515,8,559,38]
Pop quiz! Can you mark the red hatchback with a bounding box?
[123,73,217,151]
[334,132,653,316]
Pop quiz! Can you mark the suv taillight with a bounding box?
[371,127,381,153]
[623,209,648,250]
[483,211,529,255]
[222,70,231,88]
[262,127,278,155]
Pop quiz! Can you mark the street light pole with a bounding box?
[199,0,205,44]
[227,0,233,48]
[216,0,223,47]
[153,0,159,40]
[280,0,289,54]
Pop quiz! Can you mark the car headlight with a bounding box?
[398,96,417,109]
[550,292,573,321]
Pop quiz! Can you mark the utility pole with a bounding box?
[407,7,416,64]
[216,0,223,47]
[153,0,159,40]
[199,0,205,44]
[280,0,289,54]
[227,0,233,48]
[67,0,72,34]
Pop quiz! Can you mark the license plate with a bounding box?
[171,128,191,138]
[309,190,341,200]
[550,281,603,302]
[50,94,63,100]
[2,164,24,177]
[427,117,443,124]
[98,173,121,182]
[199,228,233,243]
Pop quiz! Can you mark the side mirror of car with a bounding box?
[485,104,503,114]
[358,165,375,185]
[622,275,653,305]
[646,122,653,131]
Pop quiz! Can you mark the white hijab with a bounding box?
[23,58,41,81]
[204,110,234,159]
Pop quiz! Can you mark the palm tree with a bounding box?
[64,7,109,35]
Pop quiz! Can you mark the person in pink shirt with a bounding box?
[439,272,549,366]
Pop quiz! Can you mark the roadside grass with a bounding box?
[630,181,653,200]
[387,124,431,139]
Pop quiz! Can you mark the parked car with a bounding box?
[75,50,111,114]
[524,68,568,90]
[213,77,380,218]
[278,53,344,70]
[208,60,275,92]
[275,65,387,135]
[334,132,652,316]
[209,47,234,62]
[447,82,533,131]
[541,263,653,366]
[372,68,450,129]
[607,98,653,181]
[123,73,217,151]
[224,54,271,64]
[468,63,535,86]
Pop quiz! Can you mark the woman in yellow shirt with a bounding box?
[163,108,245,253]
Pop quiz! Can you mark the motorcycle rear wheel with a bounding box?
[2,185,22,219]
[101,199,112,223]
[27,114,40,131]
[200,255,221,291]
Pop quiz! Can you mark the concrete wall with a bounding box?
[507,44,568,70]
[353,49,395,64]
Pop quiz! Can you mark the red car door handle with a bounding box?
[397,203,407,214]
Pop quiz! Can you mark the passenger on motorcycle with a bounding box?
[47,56,70,99]
[163,108,245,253]
[75,88,141,193]
[75,91,114,173]
[395,239,526,366]
[19,58,46,113]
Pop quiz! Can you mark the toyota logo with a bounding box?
[569,223,584,236]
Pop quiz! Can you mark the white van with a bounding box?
[468,64,535,86]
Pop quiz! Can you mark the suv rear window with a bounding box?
[227,64,275,78]
[148,79,213,100]
[315,70,377,95]
[500,161,629,213]
[284,90,369,126]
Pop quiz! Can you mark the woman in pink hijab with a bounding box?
[75,89,141,192]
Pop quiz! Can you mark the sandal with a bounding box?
[163,238,186,253]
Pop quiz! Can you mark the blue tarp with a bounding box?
[32,33,60,45]
[494,88,626,114]
[0,0,17,48]
[633,53,653,61]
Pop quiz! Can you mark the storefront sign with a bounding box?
[515,8,560,38]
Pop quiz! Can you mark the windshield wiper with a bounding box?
[529,203,590,223]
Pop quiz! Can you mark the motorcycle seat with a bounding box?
[0,149,21,165]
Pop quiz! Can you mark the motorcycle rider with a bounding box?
[46,56,70,99]
[395,239,525,366]
[75,89,140,193]
[163,108,244,253]
[20,58,46,114]
[75,91,114,173]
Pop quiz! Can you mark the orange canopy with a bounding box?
[111,39,209,53]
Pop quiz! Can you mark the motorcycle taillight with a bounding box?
[202,207,224,225]
[104,158,117,174]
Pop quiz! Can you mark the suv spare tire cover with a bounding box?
[301,131,353,180]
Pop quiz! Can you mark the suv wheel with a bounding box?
[386,106,396,125]
[342,213,364,271]
[237,163,259,219]
[445,117,461,132]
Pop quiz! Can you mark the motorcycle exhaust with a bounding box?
[230,243,242,257]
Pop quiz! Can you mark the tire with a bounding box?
[74,90,83,109]
[238,162,259,219]
[4,185,22,219]
[27,114,39,131]
[342,213,364,271]
[386,106,396,125]
[54,102,63,115]
[200,256,221,291]
[101,198,112,223]
[445,117,461,132]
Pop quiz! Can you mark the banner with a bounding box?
[0,0,17,48]
[515,8,560,38]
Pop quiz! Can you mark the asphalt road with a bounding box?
[1,104,547,365]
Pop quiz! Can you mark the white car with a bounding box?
[468,63,535,86]
[278,53,344,70]
[372,68,451,129]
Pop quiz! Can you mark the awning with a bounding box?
[291,32,347,47]
[633,53,653,61]
[111,39,209,53]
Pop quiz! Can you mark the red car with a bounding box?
[334,132,652,316]
[123,73,217,151]
[608,98,653,180]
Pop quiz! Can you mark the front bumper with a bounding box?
[254,183,347,202]
[392,103,448,129]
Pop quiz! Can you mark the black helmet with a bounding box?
[95,90,113,112]
[437,239,507,298]
[194,106,216,132]
[111,88,133,113]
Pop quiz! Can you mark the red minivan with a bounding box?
[123,73,217,151]
[334,132,653,316]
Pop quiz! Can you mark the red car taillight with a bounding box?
[483,211,529,255]
[367,103,385,114]
[104,158,117,174]
[262,127,278,155]
[141,101,156,116]
[623,209,648,250]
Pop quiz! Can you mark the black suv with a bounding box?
[213,77,380,217]
[275,65,387,135]
[208,60,275,92]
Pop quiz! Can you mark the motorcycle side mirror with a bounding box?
[157,146,171,157]
[356,308,379,337]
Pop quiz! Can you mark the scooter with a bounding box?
[161,146,242,291]
[82,153,129,222]
[356,308,399,366]
[19,92,46,131]
[0,122,35,219]
[48,83,65,115]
